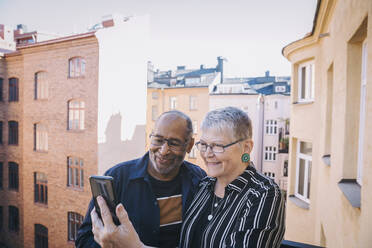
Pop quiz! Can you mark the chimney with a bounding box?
[217,56,224,83]
[265,70,270,77]
[200,64,204,70]
[16,24,28,34]
[177,66,185,71]
[102,15,115,28]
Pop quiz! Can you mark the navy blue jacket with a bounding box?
[75,152,206,247]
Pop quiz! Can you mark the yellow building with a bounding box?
[283,0,372,247]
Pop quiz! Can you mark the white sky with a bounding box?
[0,0,317,77]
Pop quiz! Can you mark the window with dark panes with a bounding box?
[67,157,84,188]
[67,212,83,241]
[9,78,19,102]
[8,121,18,145]
[34,172,48,204]
[8,162,19,190]
[35,224,48,248]
[0,78,3,101]
[8,205,19,232]
[0,121,3,144]
[0,162,2,189]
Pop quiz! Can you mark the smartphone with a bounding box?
[89,175,120,225]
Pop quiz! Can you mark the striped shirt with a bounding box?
[179,165,285,248]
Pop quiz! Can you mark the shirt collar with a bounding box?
[201,163,256,193]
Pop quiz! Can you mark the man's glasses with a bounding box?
[195,138,244,153]
[149,134,187,152]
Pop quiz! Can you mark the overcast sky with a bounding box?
[0,0,317,77]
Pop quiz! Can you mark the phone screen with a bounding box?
[89,175,120,225]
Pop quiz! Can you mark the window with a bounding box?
[69,57,86,77]
[295,141,312,202]
[9,78,19,102]
[152,105,158,121]
[67,157,84,188]
[189,146,197,159]
[0,162,2,189]
[274,101,278,109]
[68,100,85,130]
[8,162,19,190]
[169,96,177,110]
[265,120,277,135]
[357,40,367,185]
[298,61,315,102]
[264,172,275,179]
[34,172,48,205]
[35,224,48,248]
[35,72,48,99]
[264,146,277,161]
[8,206,19,232]
[189,96,197,110]
[0,121,2,144]
[275,86,286,93]
[283,160,288,177]
[0,206,2,231]
[152,92,158,99]
[0,78,3,101]
[192,121,198,135]
[34,124,48,151]
[8,121,18,145]
[68,212,83,241]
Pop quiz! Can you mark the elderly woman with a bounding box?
[91,106,285,248]
[179,106,285,247]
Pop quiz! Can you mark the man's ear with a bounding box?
[186,138,195,153]
[243,139,253,154]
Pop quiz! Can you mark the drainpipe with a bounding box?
[257,94,265,173]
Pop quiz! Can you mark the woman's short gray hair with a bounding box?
[201,106,252,140]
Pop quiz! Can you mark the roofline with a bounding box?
[16,31,97,50]
[281,0,322,57]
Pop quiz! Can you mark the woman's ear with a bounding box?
[186,138,195,153]
[243,139,254,154]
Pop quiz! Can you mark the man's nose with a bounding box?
[159,142,170,154]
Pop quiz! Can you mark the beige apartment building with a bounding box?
[0,15,148,248]
[283,0,372,247]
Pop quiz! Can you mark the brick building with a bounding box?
[0,15,148,248]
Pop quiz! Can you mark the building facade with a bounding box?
[0,15,148,248]
[283,0,372,247]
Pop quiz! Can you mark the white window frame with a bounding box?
[35,123,48,151]
[357,40,367,185]
[192,120,198,135]
[35,71,48,100]
[152,105,158,121]
[264,146,277,161]
[265,120,277,135]
[68,100,85,130]
[189,96,197,110]
[189,146,197,159]
[169,96,177,110]
[298,61,315,102]
[295,140,312,203]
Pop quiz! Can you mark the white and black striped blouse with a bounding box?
[179,165,285,248]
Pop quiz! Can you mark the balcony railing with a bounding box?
[281,240,324,248]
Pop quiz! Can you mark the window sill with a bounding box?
[68,75,85,79]
[34,202,48,208]
[67,186,84,192]
[289,195,309,209]
[338,179,361,208]
[292,100,314,105]
[322,154,331,166]
[34,150,48,154]
[67,129,85,133]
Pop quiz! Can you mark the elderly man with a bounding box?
[76,110,206,248]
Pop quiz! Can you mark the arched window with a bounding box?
[8,121,18,145]
[35,72,48,99]
[68,100,85,130]
[8,77,19,102]
[35,224,48,248]
[8,206,19,232]
[8,162,18,190]
[67,212,83,241]
[34,172,48,204]
[34,123,48,151]
[68,57,86,78]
